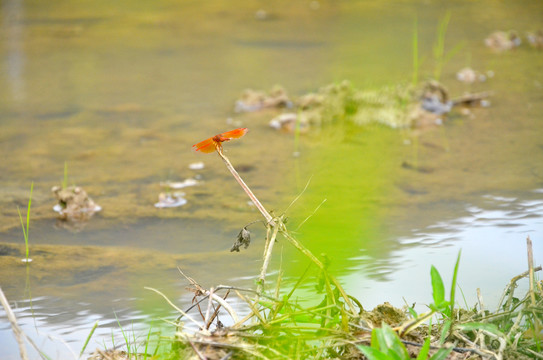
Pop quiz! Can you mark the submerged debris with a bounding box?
[88,349,129,360]
[269,112,310,133]
[253,80,491,131]
[235,85,293,112]
[456,67,493,83]
[292,80,414,129]
[52,185,101,221]
[485,30,521,51]
[154,192,187,208]
[526,30,543,49]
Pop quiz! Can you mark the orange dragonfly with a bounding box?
[192,128,248,153]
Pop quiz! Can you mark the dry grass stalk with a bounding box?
[0,286,28,360]
[527,236,536,306]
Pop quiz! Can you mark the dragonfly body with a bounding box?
[192,128,248,153]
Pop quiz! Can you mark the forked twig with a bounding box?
[212,136,357,314]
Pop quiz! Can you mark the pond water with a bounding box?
[1,0,542,358]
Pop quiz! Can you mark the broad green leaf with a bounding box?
[416,337,431,360]
[357,346,390,360]
[377,324,409,360]
[449,250,462,317]
[371,327,380,349]
[430,266,445,306]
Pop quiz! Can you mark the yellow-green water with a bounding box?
[1,0,543,358]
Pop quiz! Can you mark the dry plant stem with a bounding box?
[205,291,239,324]
[257,224,279,295]
[477,288,485,317]
[0,286,28,360]
[526,236,536,306]
[526,348,543,359]
[188,340,207,360]
[204,287,215,329]
[496,266,542,311]
[216,148,275,226]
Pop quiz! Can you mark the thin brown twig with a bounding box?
[188,339,208,360]
[0,286,28,360]
[257,224,279,295]
[216,147,274,226]
[206,290,230,330]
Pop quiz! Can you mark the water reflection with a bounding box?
[2,0,25,102]
[346,189,543,311]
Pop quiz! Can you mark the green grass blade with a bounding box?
[25,182,33,260]
[80,321,99,357]
[115,313,130,356]
[416,337,431,360]
[357,346,391,360]
[439,319,452,344]
[17,182,34,260]
[143,324,153,360]
[26,182,33,238]
[449,250,461,318]
[17,207,28,242]
[430,265,445,307]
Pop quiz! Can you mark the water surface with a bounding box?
[1,0,542,358]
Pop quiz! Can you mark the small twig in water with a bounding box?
[0,286,28,360]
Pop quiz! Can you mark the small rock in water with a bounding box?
[485,30,521,51]
[154,192,187,208]
[52,185,101,222]
[526,30,543,49]
[456,67,492,83]
[235,86,293,113]
[269,113,310,133]
[255,9,268,20]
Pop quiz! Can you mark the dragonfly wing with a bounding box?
[220,128,248,140]
[192,138,217,153]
